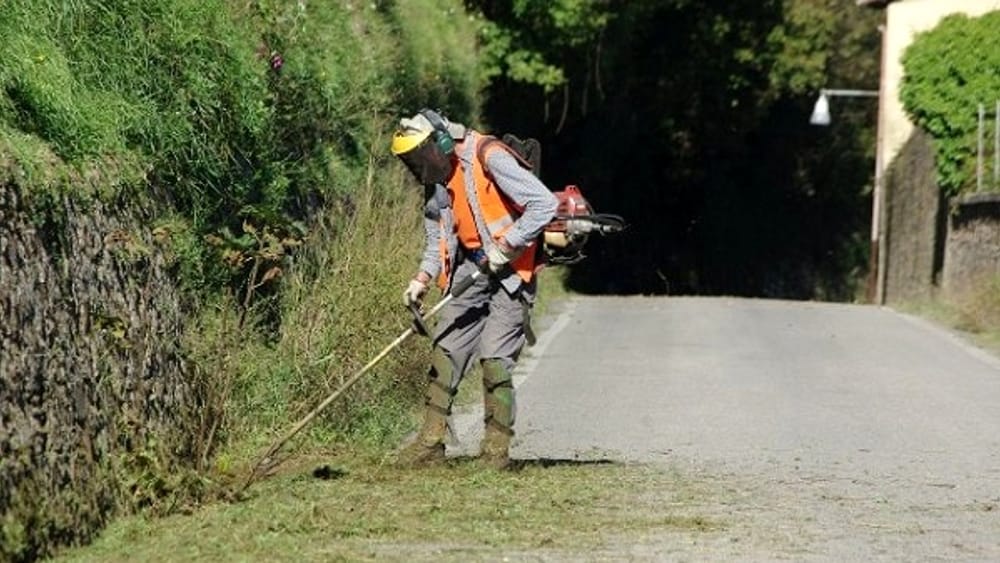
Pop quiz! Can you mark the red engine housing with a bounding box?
[547,185,593,232]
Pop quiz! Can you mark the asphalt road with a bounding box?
[453,296,1000,560]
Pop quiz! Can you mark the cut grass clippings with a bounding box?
[52,454,722,562]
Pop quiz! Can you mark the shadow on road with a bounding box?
[444,456,619,471]
[512,458,618,470]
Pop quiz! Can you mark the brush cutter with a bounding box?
[241,269,484,491]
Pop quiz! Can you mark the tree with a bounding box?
[471,0,881,299]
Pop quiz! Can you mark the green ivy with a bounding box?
[901,11,1000,196]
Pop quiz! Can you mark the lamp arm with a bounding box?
[821,88,879,98]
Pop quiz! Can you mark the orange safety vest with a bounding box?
[435,134,538,289]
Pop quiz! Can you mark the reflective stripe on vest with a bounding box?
[435,132,537,289]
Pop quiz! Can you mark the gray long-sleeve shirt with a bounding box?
[418,132,558,284]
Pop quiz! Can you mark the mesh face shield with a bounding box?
[397,135,454,186]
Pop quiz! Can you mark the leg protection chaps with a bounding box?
[480,358,515,469]
[397,348,455,467]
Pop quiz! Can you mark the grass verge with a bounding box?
[895,276,1000,355]
[53,453,721,562]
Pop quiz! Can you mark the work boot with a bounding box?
[481,422,513,470]
[397,349,456,467]
[480,359,515,470]
[396,407,447,466]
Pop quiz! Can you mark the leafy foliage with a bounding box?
[475,0,880,298]
[766,0,839,95]
[901,11,1000,195]
[468,0,612,95]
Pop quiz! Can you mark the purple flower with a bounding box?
[270,52,284,72]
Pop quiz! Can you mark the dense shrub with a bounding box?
[901,11,1000,196]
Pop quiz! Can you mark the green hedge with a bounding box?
[901,11,1000,196]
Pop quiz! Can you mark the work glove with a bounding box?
[485,241,522,274]
[403,278,428,306]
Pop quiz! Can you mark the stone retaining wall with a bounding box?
[943,192,1000,297]
[0,183,200,561]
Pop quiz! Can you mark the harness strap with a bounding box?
[461,133,495,252]
[476,135,534,178]
[519,293,536,346]
[484,378,514,393]
[458,133,527,294]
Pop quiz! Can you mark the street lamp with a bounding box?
[810,86,882,303]
[810,88,879,126]
[810,93,832,125]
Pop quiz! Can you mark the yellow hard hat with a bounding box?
[391,128,431,155]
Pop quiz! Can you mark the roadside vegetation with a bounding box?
[898,278,1000,355]
[1,0,483,559]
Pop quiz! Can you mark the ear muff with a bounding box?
[419,108,455,156]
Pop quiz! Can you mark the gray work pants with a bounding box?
[433,259,535,389]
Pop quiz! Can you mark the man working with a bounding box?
[391,109,558,469]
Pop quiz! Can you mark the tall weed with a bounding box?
[388,0,484,121]
[188,121,433,464]
[950,276,1000,337]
